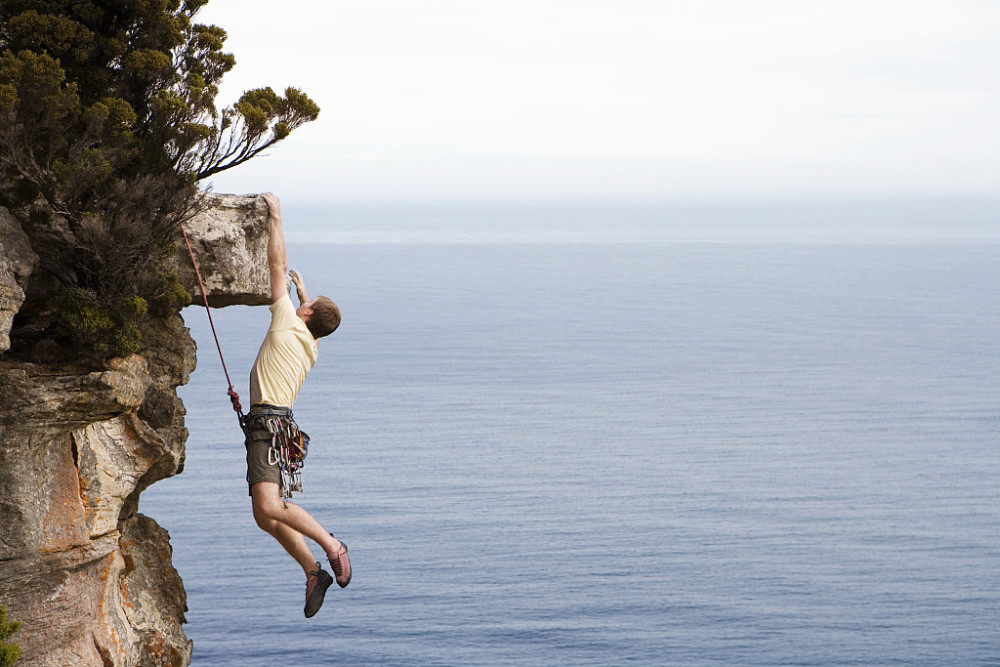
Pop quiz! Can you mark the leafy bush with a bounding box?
[54,289,147,356]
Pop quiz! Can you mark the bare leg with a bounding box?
[251,482,343,569]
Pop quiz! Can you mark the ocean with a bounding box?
[141,199,1000,666]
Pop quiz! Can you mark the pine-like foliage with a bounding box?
[0,0,319,357]
[0,605,20,667]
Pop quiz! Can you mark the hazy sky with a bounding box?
[196,0,1000,203]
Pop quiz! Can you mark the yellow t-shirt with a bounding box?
[249,294,318,408]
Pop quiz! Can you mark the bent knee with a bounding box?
[252,498,284,525]
[250,482,283,515]
[252,505,276,531]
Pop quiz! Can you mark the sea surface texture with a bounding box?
[143,201,1000,666]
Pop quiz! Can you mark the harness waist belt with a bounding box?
[248,403,293,418]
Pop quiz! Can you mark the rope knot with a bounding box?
[228,387,242,413]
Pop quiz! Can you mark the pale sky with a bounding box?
[197,0,1000,203]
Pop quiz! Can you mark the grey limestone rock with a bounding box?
[170,192,272,307]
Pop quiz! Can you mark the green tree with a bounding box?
[0,0,319,357]
[0,605,20,666]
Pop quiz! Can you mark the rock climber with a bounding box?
[242,191,351,618]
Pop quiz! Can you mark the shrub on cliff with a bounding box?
[0,0,318,357]
[0,605,20,666]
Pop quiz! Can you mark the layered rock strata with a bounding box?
[0,193,270,667]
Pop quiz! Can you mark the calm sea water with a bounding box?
[142,201,1000,666]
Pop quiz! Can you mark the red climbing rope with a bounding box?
[179,223,244,421]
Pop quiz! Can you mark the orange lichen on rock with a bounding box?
[39,435,89,553]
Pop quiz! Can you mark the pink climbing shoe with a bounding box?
[328,535,352,588]
[304,562,333,618]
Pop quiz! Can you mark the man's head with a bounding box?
[296,296,341,339]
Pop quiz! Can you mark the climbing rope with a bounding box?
[179,223,245,425]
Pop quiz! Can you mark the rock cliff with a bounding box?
[0,193,270,667]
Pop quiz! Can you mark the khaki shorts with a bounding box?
[243,405,294,495]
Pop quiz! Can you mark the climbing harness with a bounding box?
[243,406,310,500]
[265,415,309,498]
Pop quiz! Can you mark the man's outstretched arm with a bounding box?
[289,269,309,304]
[261,192,288,304]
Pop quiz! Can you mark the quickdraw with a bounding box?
[264,416,310,499]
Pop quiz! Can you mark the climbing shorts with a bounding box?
[243,404,294,495]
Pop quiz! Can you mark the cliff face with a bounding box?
[0,193,270,667]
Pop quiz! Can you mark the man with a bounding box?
[242,192,351,618]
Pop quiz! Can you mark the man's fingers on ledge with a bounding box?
[261,192,280,210]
